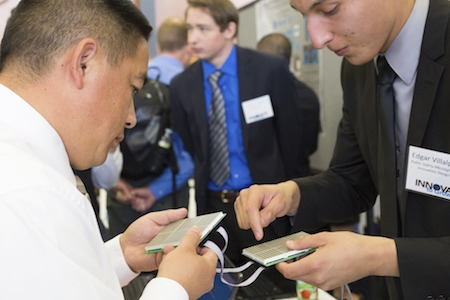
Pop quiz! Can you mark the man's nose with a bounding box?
[125,101,137,129]
[307,16,333,50]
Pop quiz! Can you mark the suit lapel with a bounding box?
[407,0,447,147]
[236,47,254,151]
[402,0,448,230]
[407,60,444,145]
[237,47,255,102]
[187,62,209,156]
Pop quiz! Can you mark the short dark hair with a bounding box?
[187,0,239,37]
[257,33,292,63]
[0,0,152,78]
[157,17,188,52]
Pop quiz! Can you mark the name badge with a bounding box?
[405,145,450,200]
[241,95,274,124]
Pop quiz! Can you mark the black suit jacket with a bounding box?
[170,46,302,213]
[293,75,321,176]
[292,0,450,298]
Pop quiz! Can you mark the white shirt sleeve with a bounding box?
[141,278,189,299]
[105,235,139,287]
[105,235,189,299]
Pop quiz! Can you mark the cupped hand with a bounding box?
[157,226,218,300]
[119,208,188,273]
[130,187,156,213]
[113,179,134,204]
[275,231,399,291]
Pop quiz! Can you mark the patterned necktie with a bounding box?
[208,70,230,187]
[377,55,398,234]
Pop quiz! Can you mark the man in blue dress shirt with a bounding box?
[170,0,303,264]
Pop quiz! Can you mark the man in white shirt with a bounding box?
[0,0,217,299]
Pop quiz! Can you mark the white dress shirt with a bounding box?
[0,84,187,299]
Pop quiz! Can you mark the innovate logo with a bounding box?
[406,146,450,200]
[415,179,450,199]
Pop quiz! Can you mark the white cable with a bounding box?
[345,284,353,300]
[339,284,353,300]
[203,227,266,287]
[203,226,352,294]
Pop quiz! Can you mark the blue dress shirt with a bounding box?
[202,45,253,191]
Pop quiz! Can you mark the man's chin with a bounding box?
[344,52,376,66]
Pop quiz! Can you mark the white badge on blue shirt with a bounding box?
[405,145,450,200]
[241,94,274,124]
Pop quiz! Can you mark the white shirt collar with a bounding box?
[0,83,75,184]
[385,0,429,85]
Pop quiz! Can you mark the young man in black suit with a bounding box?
[170,0,303,264]
[234,0,450,298]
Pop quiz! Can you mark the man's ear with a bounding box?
[70,38,97,89]
[223,21,237,40]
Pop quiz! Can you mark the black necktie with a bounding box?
[377,56,399,234]
[208,71,230,187]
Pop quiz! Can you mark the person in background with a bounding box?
[147,17,193,84]
[106,16,195,300]
[170,0,303,264]
[256,32,320,177]
[234,0,450,298]
[0,0,216,299]
[108,16,194,237]
[92,145,123,191]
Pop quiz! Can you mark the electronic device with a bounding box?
[145,211,226,254]
[242,231,315,267]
